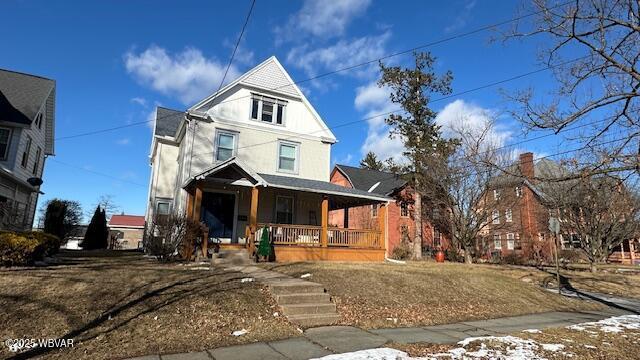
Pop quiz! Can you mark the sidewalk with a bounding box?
[127,308,629,360]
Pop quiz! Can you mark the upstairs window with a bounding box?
[492,209,500,224]
[493,189,500,201]
[215,131,237,162]
[400,202,409,217]
[371,204,378,217]
[250,94,286,125]
[505,208,513,223]
[277,141,298,173]
[32,147,41,175]
[515,186,522,197]
[21,136,32,168]
[0,128,11,160]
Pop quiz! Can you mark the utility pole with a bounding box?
[549,217,561,295]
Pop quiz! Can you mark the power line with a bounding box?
[55,119,152,140]
[49,158,147,187]
[54,1,573,142]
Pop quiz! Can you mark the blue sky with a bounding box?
[1,0,572,222]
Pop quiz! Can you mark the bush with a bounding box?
[391,241,413,260]
[0,233,45,266]
[144,213,206,261]
[500,252,526,265]
[25,232,61,256]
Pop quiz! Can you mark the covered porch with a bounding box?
[182,158,390,262]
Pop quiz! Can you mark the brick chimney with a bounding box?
[519,152,535,179]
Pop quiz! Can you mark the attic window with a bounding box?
[250,94,286,125]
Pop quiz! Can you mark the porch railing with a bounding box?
[255,223,382,249]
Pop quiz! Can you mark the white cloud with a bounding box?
[277,0,371,41]
[116,138,131,145]
[124,45,240,105]
[130,97,147,107]
[445,0,477,33]
[435,99,511,147]
[286,31,391,82]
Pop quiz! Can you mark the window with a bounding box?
[21,136,32,168]
[35,113,43,129]
[250,94,286,125]
[507,233,515,250]
[156,201,170,215]
[371,204,378,217]
[492,210,500,224]
[493,234,502,249]
[433,229,441,248]
[433,208,441,219]
[515,186,522,197]
[493,189,500,200]
[215,131,237,162]
[400,202,409,217]
[505,208,513,223]
[0,128,11,160]
[278,141,298,173]
[275,195,294,224]
[32,147,41,175]
[515,233,522,250]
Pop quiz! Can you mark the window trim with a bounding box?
[250,94,287,126]
[214,129,238,162]
[155,199,171,216]
[493,189,500,201]
[0,127,13,161]
[492,209,500,224]
[493,234,502,249]
[21,135,32,168]
[433,228,441,248]
[32,147,41,175]
[277,140,299,174]
[399,202,409,217]
[35,113,43,130]
[371,204,378,218]
[515,186,522,197]
[506,233,515,250]
[505,208,513,223]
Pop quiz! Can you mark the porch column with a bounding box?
[193,184,207,257]
[630,240,636,263]
[378,203,387,250]
[186,191,194,219]
[321,196,328,248]
[621,241,626,263]
[249,187,259,253]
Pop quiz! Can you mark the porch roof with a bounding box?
[183,157,392,208]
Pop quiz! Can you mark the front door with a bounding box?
[201,192,236,243]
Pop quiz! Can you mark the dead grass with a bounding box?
[261,261,604,329]
[0,250,298,360]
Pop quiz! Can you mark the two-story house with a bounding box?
[146,56,391,262]
[329,164,450,258]
[0,69,55,230]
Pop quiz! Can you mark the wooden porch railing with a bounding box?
[256,223,382,249]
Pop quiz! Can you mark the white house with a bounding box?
[0,69,55,230]
[145,56,390,262]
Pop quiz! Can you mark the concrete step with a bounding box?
[276,293,332,305]
[269,282,326,295]
[281,303,337,316]
[287,313,340,327]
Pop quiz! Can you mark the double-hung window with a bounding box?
[275,195,294,224]
[277,141,298,173]
[32,147,41,175]
[21,136,32,168]
[433,229,441,248]
[506,233,515,250]
[371,204,378,217]
[215,130,237,162]
[250,94,286,125]
[515,186,522,197]
[492,209,500,224]
[493,234,502,249]
[505,208,513,223]
[0,128,11,160]
[400,202,409,217]
[493,189,500,201]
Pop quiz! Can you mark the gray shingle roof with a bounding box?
[155,107,184,137]
[258,173,391,202]
[334,164,407,195]
[0,69,55,125]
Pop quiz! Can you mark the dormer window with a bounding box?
[250,94,286,125]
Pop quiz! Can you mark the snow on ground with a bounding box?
[567,315,640,333]
[312,315,640,360]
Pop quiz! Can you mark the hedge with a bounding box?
[0,231,61,266]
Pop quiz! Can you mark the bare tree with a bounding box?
[545,159,640,272]
[505,0,639,174]
[89,194,121,220]
[144,213,206,261]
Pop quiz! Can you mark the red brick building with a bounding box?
[108,214,145,250]
[329,165,449,258]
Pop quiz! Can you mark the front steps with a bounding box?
[226,265,340,328]
[212,248,252,265]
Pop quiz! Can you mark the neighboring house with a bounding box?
[108,214,145,250]
[62,225,87,250]
[329,164,450,258]
[146,56,391,262]
[0,69,55,231]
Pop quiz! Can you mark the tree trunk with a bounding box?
[589,261,598,273]
[413,184,423,260]
[464,249,473,264]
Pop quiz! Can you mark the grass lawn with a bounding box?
[0,250,298,360]
[262,261,604,329]
[494,264,640,299]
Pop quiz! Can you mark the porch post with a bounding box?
[186,191,194,219]
[249,186,259,254]
[378,202,386,250]
[621,240,626,263]
[321,196,328,248]
[631,240,636,263]
[194,184,206,258]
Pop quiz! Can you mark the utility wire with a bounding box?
[49,158,147,187]
[54,1,572,142]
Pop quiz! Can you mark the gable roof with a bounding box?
[188,56,336,142]
[333,164,407,196]
[154,106,184,138]
[109,215,145,228]
[0,69,55,125]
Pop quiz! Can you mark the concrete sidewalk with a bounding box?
[128,309,629,360]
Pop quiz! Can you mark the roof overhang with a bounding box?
[182,157,266,190]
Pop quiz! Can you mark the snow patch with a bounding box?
[522,329,542,334]
[567,315,640,333]
[232,329,248,336]
[240,277,254,283]
[300,273,312,279]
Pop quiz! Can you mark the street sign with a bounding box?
[549,217,560,235]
